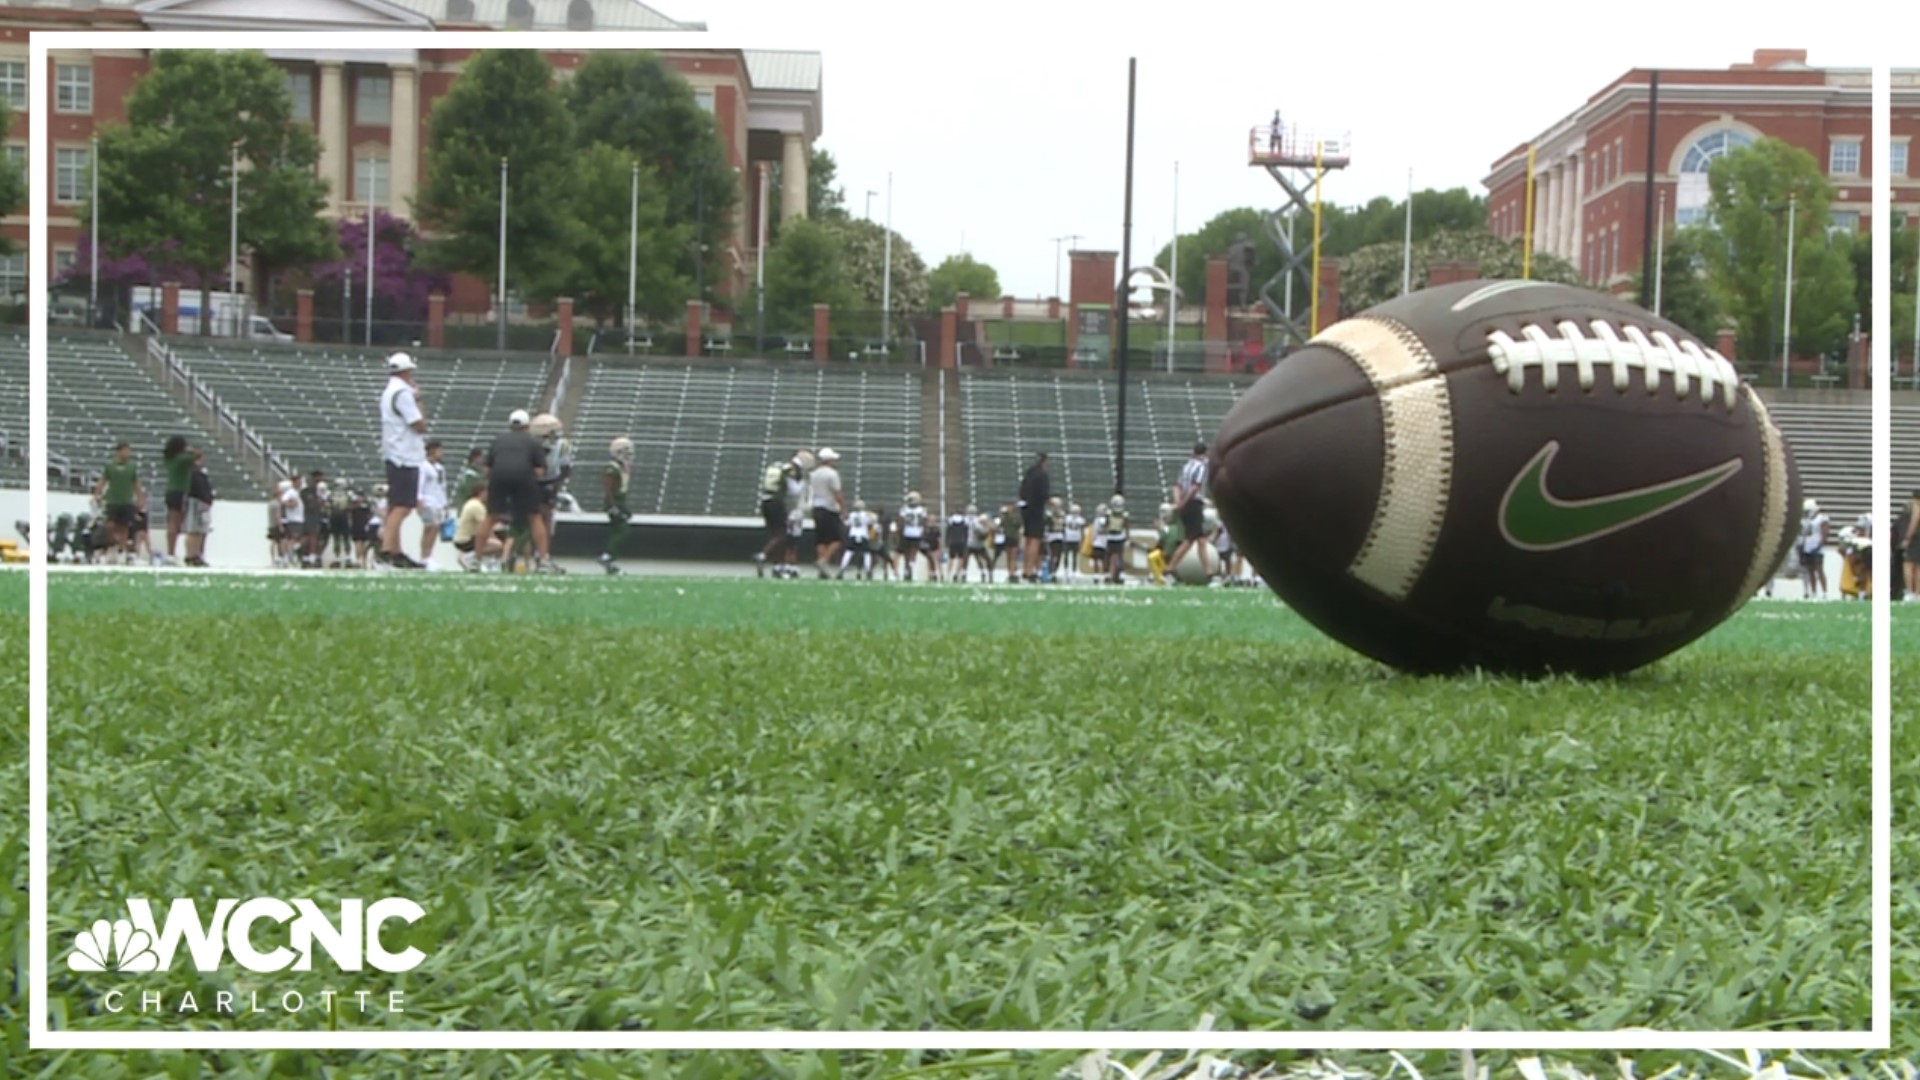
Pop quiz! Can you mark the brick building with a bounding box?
[0,0,825,313]
[1482,49,1918,292]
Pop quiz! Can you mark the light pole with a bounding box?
[756,161,768,356]
[1402,167,1413,296]
[1653,190,1666,317]
[1052,234,1082,302]
[882,171,893,356]
[228,138,240,338]
[1781,193,1796,388]
[1168,161,1178,371]
[1911,215,1919,388]
[627,160,638,357]
[497,155,508,351]
[364,156,378,347]
[88,133,97,328]
[865,189,877,221]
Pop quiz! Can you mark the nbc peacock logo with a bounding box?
[67,918,159,973]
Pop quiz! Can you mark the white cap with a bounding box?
[818,447,839,463]
[386,352,417,373]
[509,408,531,427]
[1804,498,1819,514]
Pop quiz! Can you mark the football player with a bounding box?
[839,498,876,580]
[943,504,970,583]
[601,435,634,575]
[1043,496,1065,583]
[1062,501,1086,581]
[898,491,930,581]
[532,413,572,568]
[1102,494,1130,584]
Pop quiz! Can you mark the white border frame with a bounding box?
[24,31,1892,1052]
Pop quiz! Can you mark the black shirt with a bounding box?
[1020,464,1049,507]
[188,466,214,503]
[487,431,549,480]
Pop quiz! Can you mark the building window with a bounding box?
[54,146,90,204]
[1610,228,1619,280]
[356,74,391,126]
[0,61,24,110]
[353,156,389,204]
[286,70,313,123]
[0,252,23,299]
[53,248,76,275]
[506,0,533,28]
[445,0,474,18]
[4,143,23,172]
[55,62,92,113]
[694,89,715,114]
[567,0,593,29]
[1830,210,1861,234]
[1675,129,1755,227]
[1891,140,1908,178]
[1613,138,1623,180]
[1828,139,1861,176]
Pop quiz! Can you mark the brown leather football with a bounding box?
[1209,279,1800,677]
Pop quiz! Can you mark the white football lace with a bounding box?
[1485,320,1740,409]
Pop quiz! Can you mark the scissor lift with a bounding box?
[1248,123,1351,354]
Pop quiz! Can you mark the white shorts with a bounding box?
[185,498,213,535]
[419,506,447,528]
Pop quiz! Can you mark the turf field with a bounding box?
[16,567,1872,1041]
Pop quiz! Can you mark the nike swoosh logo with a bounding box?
[1499,442,1743,552]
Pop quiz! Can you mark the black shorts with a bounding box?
[330,512,350,538]
[385,462,420,509]
[106,503,135,527]
[488,474,541,525]
[762,498,786,535]
[1907,537,1920,563]
[813,508,845,545]
[1179,499,1205,538]
[165,491,185,512]
[1799,549,1823,569]
[455,538,475,553]
[1022,506,1045,536]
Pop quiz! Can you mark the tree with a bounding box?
[1895,217,1920,374]
[415,49,579,311]
[819,216,928,324]
[89,50,335,328]
[307,210,450,336]
[1696,137,1855,366]
[1337,229,1579,315]
[0,109,22,258]
[1623,225,1723,346]
[760,216,857,330]
[928,253,1000,308]
[548,144,692,327]
[1151,189,1486,315]
[564,51,736,304]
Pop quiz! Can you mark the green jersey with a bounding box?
[164,452,193,494]
[454,467,485,505]
[101,460,139,506]
[999,509,1021,539]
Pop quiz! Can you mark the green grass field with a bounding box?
[13,568,1871,1045]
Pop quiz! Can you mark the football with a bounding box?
[1208,279,1800,677]
[1172,539,1218,585]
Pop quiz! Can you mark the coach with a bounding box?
[378,352,429,569]
[1019,451,1050,583]
[481,409,553,573]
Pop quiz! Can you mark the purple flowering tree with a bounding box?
[308,210,450,330]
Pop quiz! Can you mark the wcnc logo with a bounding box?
[67,898,426,975]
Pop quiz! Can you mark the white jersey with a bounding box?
[1855,512,1872,537]
[379,376,426,466]
[901,505,929,538]
[1065,512,1086,541]
[967,515,991,549]
[809,465,843,510]
[280,487,303,526]
[1800,511,1829,555]
[419,460,448,512]
[845,509,875,544]
[784,473,806,512]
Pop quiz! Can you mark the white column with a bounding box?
[317,61,348,213]
[390,62,419,217]
[1568,152,1585,270]
[781,132,807,222]
[1557,160,1574,257]
[1535,167,1553,254]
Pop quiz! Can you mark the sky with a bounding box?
[681,0,1889,300]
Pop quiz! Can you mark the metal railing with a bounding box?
[143,335,292,484]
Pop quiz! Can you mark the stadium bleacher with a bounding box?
[1765,402,1871,524]
[569,361,920,516]
[173,342,552,495]
[0,334,28,489]
[46,335,253,508]
[960,371,1256,511]
[1891,406,1920,514]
